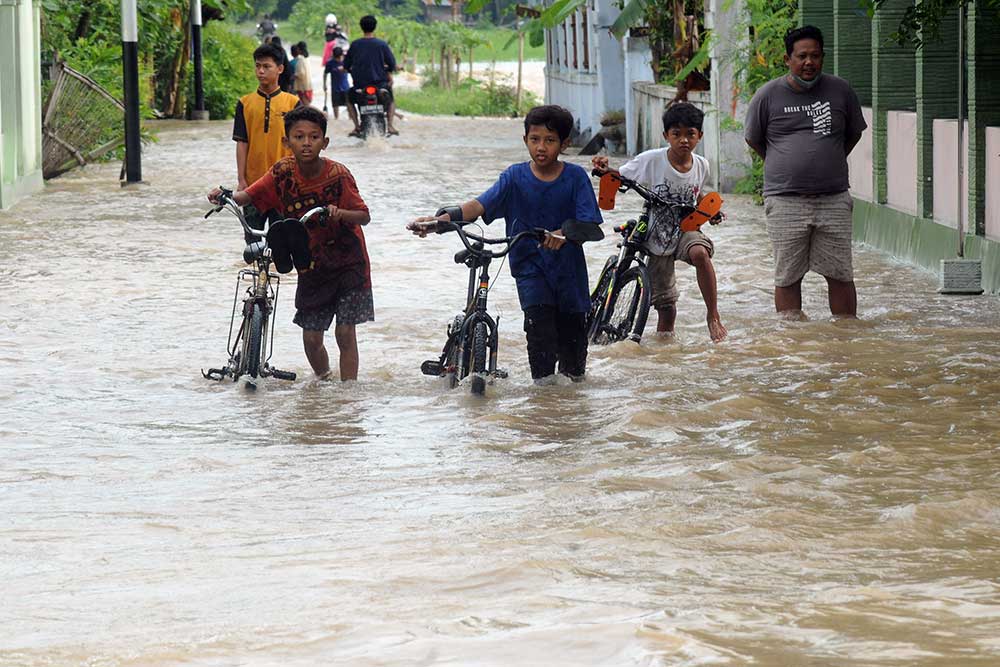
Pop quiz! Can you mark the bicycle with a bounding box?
[416,218,603,396]
[201,188,319,385]
[587,169,723,345]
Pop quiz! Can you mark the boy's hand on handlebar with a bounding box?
[591,155,609,174]
[207,188,224,205]
[407,215,447,238]
[541,229,567,251]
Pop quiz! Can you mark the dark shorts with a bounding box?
[330,90,348,107]
[293,287,375,331]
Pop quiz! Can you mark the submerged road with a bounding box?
[2,115,999,666]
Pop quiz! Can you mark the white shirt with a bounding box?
[618,148,710,256]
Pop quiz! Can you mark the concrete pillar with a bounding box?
[833,0,872,104]
[872,0,916,204]
[966,0,1000,236]
[707,0,750,191]
[915,8,959,219]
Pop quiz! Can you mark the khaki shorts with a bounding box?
[647,231,714,309]
[764,191,854,286]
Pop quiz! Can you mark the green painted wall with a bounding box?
[966,1,1000,236]
[854,198,1000,294]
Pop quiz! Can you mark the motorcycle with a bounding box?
[353,85,391,139]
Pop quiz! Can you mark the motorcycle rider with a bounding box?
[344,15,399,136]
[256,14,277,44]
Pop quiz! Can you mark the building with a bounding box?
[800,0,1000,292]
[0,0,44,210]
[543,0,751,191]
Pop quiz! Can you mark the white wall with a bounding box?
[848,107,874,201]
[932,118,969,230]
[986,126,1000,242]
[886,110,918,215]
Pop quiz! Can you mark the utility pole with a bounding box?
[120,0,142,184]
[191,0,210,120]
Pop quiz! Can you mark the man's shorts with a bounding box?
[764,190,854,287]
[647,231,715,309]
[293,287,375,331]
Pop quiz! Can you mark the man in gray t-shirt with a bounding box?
[745,25,867,319]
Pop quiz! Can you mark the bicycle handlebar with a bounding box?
[591,168,669,207]
[206,187,327,238]
[436,220,548,260]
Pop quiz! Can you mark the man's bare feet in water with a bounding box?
[708,317,728,342]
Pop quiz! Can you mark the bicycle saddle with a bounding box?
[267,218,312,273]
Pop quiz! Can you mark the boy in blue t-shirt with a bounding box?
[323,46,352,120]
[410,105,603,383]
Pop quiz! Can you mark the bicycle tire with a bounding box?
[588,256,618,343]
[470,321,488,395]
[601,265,651,344]
[245,303,264,379]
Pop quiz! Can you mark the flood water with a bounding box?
[2,115,999,666]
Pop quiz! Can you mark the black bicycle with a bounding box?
[586,170,668,344]
[418,218,602,395]
[202,189,318,385]
[588,169,724,344]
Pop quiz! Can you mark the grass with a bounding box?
[395,77,539,117]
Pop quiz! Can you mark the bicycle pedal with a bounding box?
[202,368,227,381]
[421,360,443,376]
[494,368,509,379]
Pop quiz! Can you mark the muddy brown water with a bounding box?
[2,115,999,666]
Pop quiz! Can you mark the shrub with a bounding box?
[188,22,259,119]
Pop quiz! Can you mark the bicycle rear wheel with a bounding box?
[588,256,618,343]
[601,265,651,344]
[470,321,488,395]
[244,303,265,379]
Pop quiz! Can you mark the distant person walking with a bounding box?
[293,41,313,106]
[744,25,867,319]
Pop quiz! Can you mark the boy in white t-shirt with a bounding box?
[593,102,727,342]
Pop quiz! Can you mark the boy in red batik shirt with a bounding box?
[210,106,373,381]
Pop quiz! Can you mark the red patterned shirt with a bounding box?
[247,157,371,310]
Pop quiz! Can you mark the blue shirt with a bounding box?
[476,161,602,313]
[343,37,397,88]
[324,59,350,92]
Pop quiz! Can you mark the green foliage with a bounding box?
[188,22,259,119]
[610,0,647,39]
[860,0,1000,47]
[729,0,797,100]
[733,154,765,204]
[396,76,539,117]
[287,0,378,43]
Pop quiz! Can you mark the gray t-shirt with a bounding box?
[744,74,867,196]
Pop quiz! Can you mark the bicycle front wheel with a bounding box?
[244,303,265,379]
[588,256,618,343]
[470,321,488,396]
[601,265,651,344]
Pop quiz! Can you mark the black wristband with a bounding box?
[435,206,464,222]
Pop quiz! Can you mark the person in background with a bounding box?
[293,41,313,106]
[344,15,399,136]
[325,46,352,121]
[231,42,301,234]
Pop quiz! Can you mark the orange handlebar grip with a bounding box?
[598,173,621,210]
[680,192,724,232]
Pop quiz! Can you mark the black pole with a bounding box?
[191,0,209,120]
[121,0,142,183]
